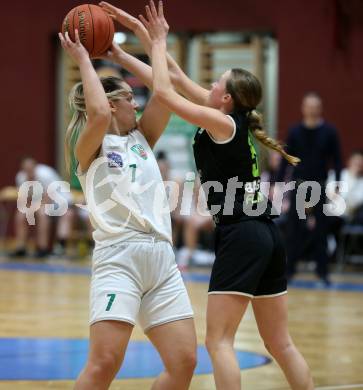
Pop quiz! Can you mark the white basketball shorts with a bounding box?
[90,237,194,332]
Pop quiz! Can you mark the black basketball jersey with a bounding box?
[193,111,273,222]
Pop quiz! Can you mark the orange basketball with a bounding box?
[62,4,115,57]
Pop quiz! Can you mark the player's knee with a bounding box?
[186,350,197,372]
[205,334,230,356]
[205,336,222,356]
[87,352,121,381]
[167,348,197,376]
[264,337,293,358]
[205,335,215,354]
[180,349,197,372]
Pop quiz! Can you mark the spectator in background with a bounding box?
[261,150,282,184]
[261,151,286,203]
[156,150,215,268]
[155,150,184,246]
[11,157,73,258]
[261,151,289,231]
[176,178,214,270]
[324,150,363,261]
[277,92,342,285]
[339,150,363,223]
[155,150,170,181]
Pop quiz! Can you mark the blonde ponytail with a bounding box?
[248,110,300,166]
[64,82,87,174]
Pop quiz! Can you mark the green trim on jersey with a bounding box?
[69,130,82,190]
[247,130,260,178]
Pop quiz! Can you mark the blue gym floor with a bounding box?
[0,260,362,382]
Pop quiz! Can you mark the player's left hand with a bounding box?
[99,1,141,31]
[95,41,126,62]
[139,0,169,42]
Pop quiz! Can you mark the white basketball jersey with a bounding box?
[77,130,172,247]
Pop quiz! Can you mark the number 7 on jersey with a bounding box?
[106,293,116,311]
[129,164,137,182]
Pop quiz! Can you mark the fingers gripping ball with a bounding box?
[62,4,115,57]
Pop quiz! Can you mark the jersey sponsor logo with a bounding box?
[131,144,148,160]
[245,192,264,205]
[107,151,123,168]
[244,179,260,193]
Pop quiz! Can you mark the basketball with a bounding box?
[62,4,114,57]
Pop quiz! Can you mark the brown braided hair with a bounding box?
[226,68,300,166]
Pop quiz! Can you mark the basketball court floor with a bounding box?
[0,256,362,389]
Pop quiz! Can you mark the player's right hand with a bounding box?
[58,29,90,64]
[96,41,126,63]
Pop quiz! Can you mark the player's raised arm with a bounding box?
[59,30,111,173]
[99,1,210,105]
[140,1,234,142]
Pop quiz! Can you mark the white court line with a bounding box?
[316,385,363,390]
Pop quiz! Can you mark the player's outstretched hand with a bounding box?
[99,1,140,31]
[58,30,89,64]
[95,41,126,63]
[139,0,169,42]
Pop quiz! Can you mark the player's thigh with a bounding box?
[251,294,290,343]
[88,320,133,365]
[206,294,250,341]
[146,318,197,370]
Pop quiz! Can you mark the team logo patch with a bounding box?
[107,151,123,168]
[131,144,148,160]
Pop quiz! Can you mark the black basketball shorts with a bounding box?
[209,218,287,298]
